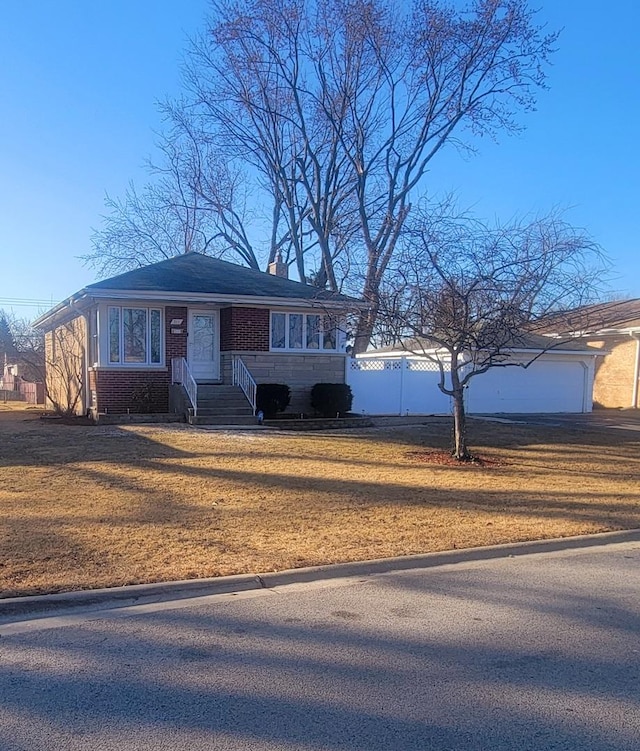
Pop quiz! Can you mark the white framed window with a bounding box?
[270,311,340,352]
[108,306,163,365]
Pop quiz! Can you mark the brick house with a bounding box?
[536,299,640,409]
[34,253,362,419]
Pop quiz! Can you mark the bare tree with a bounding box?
[0,311,17,366]
[39,321,86,417]
[6,314,85,417]
[90,0,558,330]
[185,0,558,346]
[378,204,608,460]
[85,131,265,276]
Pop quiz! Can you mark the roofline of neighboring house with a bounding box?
[533,299,640,337]
[579,325,640,336]
[34,288,367,331]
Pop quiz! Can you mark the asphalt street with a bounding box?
[1,540,639,750]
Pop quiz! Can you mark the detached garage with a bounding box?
[348,341,598,416]
[465,351,595,414]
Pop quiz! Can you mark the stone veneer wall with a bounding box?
[221,351,347,413]
[589,337,639,408]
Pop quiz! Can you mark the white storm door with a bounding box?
[188,309,220,381]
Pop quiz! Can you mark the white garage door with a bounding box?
[466,359,588,414]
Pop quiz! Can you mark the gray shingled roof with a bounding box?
[87,252,359,303]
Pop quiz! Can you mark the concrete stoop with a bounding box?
[193,384,255,425]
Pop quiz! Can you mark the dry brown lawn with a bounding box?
[1,406,639,597]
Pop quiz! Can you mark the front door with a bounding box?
[188,309,220,381]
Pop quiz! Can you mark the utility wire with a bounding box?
[0,298,54,308]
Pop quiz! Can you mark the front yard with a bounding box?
[1,406,639,597]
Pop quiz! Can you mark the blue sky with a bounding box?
[1,1,638,323]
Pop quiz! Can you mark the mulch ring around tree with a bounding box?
[405,449,508,468]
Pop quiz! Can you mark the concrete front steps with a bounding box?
[192,384,256,426]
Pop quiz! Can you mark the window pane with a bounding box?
[322,316,337,349]
[193,314,215,360]
[150,309,161,363]
[109,308,120,363]
[271,313,285,348]
[289,314,303,348]
[123,308,147,363]
[306,314,320,349]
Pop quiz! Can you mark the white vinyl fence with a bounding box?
[348,357,452,415]
[348,352,594,415]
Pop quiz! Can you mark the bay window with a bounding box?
[108,306,162,365]
[271,311,340,351]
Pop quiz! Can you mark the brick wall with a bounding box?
[165,306,188,360]
[220,307,269,351]
[93,369,170,413]
[589,337,639,408]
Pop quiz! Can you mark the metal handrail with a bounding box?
[232,356,257,414]
[171,357,198,418]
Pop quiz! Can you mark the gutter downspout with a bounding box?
[632,333,640,409]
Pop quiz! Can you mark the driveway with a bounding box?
[474,409,640,432]
[1,536,639,750]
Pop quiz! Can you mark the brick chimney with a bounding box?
[268,252,288,279]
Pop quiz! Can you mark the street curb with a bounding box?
[2,529,639,624]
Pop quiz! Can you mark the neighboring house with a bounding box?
[34,253,362,419]
[535,299,640,409]
[2,358,41,385]
[1,357,46,405]
[348,333,598,415]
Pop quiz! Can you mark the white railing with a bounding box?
[233,356,257,414]
[172,357,198,418]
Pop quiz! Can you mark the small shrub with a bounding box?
[256,383,291,418]
[311,383,353,417]
[130,383,165,413]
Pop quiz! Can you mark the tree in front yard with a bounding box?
[378,204,608,460]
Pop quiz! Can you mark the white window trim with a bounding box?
[270,310,342,353]
[106,305,164,367]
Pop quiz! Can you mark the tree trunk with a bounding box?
[352,308,376,355]
[451,390,470,460]
[352,281,380,355]
[450,364,471,461]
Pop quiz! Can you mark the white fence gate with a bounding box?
[347,357,452,415]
